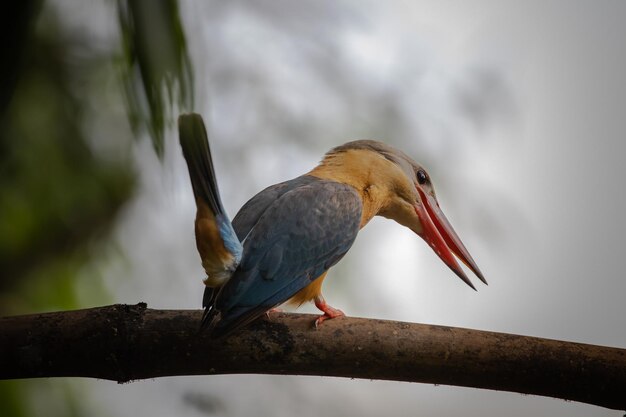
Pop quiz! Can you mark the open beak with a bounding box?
[415,188,487,290]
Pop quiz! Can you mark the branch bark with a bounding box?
[1,303,625,410]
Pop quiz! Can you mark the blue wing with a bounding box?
[206,176,362,337]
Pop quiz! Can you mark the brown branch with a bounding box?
[1,303,625,410]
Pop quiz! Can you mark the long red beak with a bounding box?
[415,188,486,290]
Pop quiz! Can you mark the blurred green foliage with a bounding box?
[0,3,134,314]
[0,0,194,416]
[0,380,25,417]
[118,0,194,157]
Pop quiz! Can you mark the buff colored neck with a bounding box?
[307,149,396,228]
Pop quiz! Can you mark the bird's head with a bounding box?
[319,140,486,289]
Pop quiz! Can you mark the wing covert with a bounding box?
[209,179,362,336]
[231,175,320,242]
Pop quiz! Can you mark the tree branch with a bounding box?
[1,303,625,410]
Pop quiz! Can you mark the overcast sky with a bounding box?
[65,1,626,416]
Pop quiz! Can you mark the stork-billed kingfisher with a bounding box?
[179,113,485,337]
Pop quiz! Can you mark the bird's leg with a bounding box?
[313,295,344,328]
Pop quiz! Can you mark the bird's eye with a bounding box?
[416,169,428,185]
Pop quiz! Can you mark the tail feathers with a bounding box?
[180,113,249,336]
[200,303,277,338]
[178,113,225,216]
[202,285,217,310]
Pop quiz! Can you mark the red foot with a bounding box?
[314,296,345,328]
[265,307,283,319]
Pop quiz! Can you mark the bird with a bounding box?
[178,113,486,338]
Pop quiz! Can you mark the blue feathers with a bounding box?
[205,178,363,336]
[216,213,243,265]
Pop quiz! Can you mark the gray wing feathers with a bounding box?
[231,176,320,241]
[209,178,362,335]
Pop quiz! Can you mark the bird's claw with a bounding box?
[313,295,344,328]
[265,307,283,320]
[314,307,344,328]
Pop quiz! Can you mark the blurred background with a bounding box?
[1,1,626,416]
